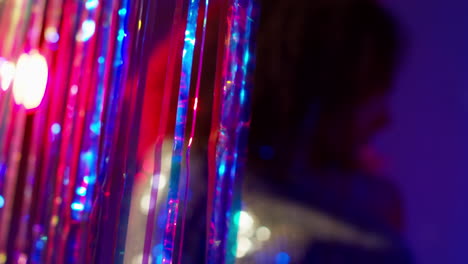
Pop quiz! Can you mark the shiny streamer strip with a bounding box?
[207,0,257,263]
[0,0,33,260]
[161,1,205,264]
[142,1,186,263]
[0,0,46,262]
[30,1,101,263]
[178,0,210,262]
[90,0,134,262]
[29,0,81,262]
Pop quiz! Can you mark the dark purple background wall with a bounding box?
[378,0,468,263]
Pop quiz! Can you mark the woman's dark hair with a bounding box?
[248,0,402,180]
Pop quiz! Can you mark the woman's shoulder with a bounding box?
[238,169,410,263]
[240,188,411,263]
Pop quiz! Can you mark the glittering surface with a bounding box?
[162,0,203,263]
[207,0,257,263]
[0,0,256,262]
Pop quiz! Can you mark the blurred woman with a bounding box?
[241,0,412,262]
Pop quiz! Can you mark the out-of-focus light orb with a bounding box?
[85,0,99,10]
[81,151,95,163]
[77,20,96,42]
[275,252,291,264]
[51,123,61,135]
[218,163,226,175]
[0,195,5,208]
[76,186,87,196]
[71,202,84,211]
[0,60,15,91]
[256,226,271,241]
[152,244,163,264]
[90,121,101,135]
[45,27,60,43]
[238,211,254,235]
[18,254,27,264]
[236,237,253,258]
[117,29,126,41]
[118,8,127,16]
[83,176,91,184]
[13,52,48,110]
[71,85,78,95]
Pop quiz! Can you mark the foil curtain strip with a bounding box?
[28,0,64,258]
[141,0,187,263]
[161,0,204,263]
[90,0,134,262]
[0,0,33,259]
[177,0,210,262]
[56,3,103,263]
[44,3,93,263]
[79,5,119,262]
[0,92,14,255]
[0,107,26,263]
[21,0,63,261]
[81,1,121,261]
[29,1,83,262]
[46,1,104,262]
[112,0,151,262]
[207,0,257,263]
[0,0,46,262]
[0,0,31,56]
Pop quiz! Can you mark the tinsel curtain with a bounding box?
[0,0,257,263]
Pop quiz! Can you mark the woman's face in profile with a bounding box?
[348,91,391,171]
[320,87,391,171]
[354,92,391,147]
[348,46,394,167]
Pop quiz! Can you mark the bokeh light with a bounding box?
[44,27,60,43]
[0,60,15,91]
[236,236,253,258]
[13,52,48,110]
[275,252,291,264]
[256,226,271,241]
[0,195,5,208]
[238,211,254,236]
[51,123,61,135]
[85,0,99,10]
[76,20,96,42]
[71,202,85,211]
